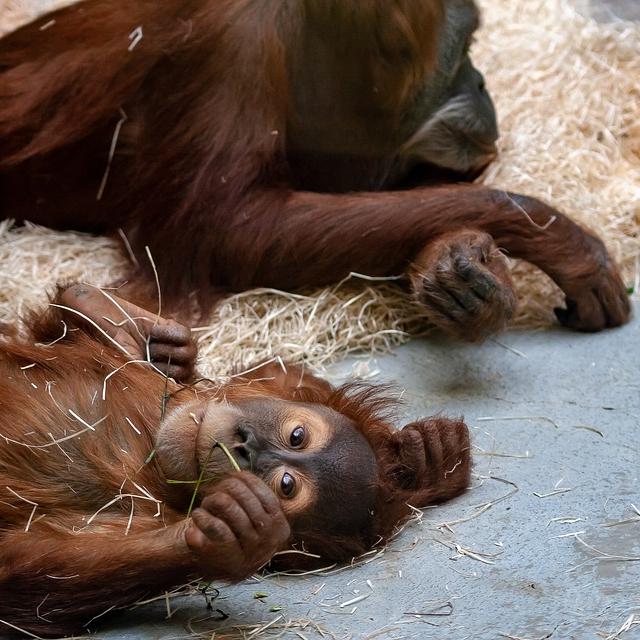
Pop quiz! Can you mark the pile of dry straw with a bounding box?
[1,0,638,379]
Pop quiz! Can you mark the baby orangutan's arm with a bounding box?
[0,473,290,637]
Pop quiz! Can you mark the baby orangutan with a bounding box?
[0,285,471,637]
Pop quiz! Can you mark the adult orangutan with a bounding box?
[0,0,631,340]
[0,285,471,637]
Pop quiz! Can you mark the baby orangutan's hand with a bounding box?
[58,284,196,381]
[185,473,291,582]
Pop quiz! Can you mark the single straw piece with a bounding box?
[185,441,241,517]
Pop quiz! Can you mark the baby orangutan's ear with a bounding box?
[389,417,471,505]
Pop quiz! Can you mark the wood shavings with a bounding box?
[500,628,559,640]
[601,504,640,528]
[246,615,283,637]
[125,417,142,435]
[438,475,519,530]
[550,530,587,539]
[477,416,560,429]
[338,593,370,608]
[84,484,161,529]
[128,26,143,51]
[574,535,640,562]
[67,409,96,431]
[605,614,640,640]
[533,488,573,499]
[5,487,38,532]
[547,516,586,527]
[573,424,605,437]
[502,191,558,231]
[404,601,454,617]
[96,108,128,200]
[434,537,503,565]
[0,618,43,639]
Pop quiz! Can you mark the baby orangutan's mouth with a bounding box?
[155,400,244,482]
[195,402,245,472]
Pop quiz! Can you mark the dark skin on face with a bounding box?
[288,0,497,191]
[0,285,472,637]
[156,397,380,543]
[401,0,499,179]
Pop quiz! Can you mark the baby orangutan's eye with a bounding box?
[289,425,306,448]
[280,472,297,497]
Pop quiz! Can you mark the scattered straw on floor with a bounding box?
[1,0,638,378]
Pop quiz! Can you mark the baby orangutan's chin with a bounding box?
[154,400,244,482]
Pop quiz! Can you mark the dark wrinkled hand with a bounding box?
[410,229,517,342]
[554,234,631,332]
[185,473,291,582]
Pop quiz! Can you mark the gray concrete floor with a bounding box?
[98,302,639,640]
[588,0,640,22]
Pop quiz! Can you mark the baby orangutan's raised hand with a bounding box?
[57,284,197,381]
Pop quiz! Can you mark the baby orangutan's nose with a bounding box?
[234,422,284,476]
[234,423,261,471]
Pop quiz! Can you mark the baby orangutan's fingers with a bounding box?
[200,490,258,547]
[234,472,287,519]
[148,342,197,363]
[57,285,198,376]
[190,508,239,546]
[148,322,194,347]
[151,360,195,383]
[204,475,290,543]
[204,478,269,536]
[147,323,197,381]
[145,336,196,380]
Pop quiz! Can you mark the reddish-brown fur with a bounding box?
[0,289,471,637]
[0,0,630,336]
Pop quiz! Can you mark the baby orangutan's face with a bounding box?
[155,397,379,537]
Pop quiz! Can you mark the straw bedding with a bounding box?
[1,0,638,379]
